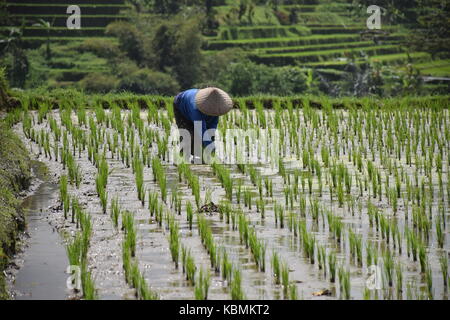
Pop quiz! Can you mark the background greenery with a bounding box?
[0,0,449,97]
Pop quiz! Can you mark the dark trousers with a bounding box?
[173,102,196,157]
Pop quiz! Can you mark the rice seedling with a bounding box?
[281,262,289,299]
[110,196,121,230]
[289,283,298,300]
[244,188,252,210]
[147,191,158,218]
[435,216,444,248]
[418,243,428,273]
[98,185,108,215]
[274,203,285,229]
[80,261,97,300]
[338,266,351,300]
[366,242,378,267]
[328,252,337,283]
[186,201,194,230]
[407,228,419,262]
[151,157,167,203]
[221,249,233,282]
[287,211,297,235]
[95,157,109,214]
[211,162,233,201]
[256,199,266,219]
[383,249,394,287]
[132,264,159,300]
[425,263,433,300]
[185,251,196,285]
[327,213,343,244]
[395,262,403,300]
[71,196,80,224]
[264,177,273,198]
[194,268,211,300]
[248,228,266,272]
[230,268,245,300]
[439,254,448,289]
[197,214,220,272]
[236,179,243,204]
[230,208,237,231]
[363,287,371,300]
[307,173,313,195]
[271,252,281,285]
[337,182,344,208]
[317,245,326,273]
[66,233,84,268]
[134,156,145,206]
[348,230,363,266]
[60,175,69,220]
[122,211,136,257]
[310,197,320,221]
[168,216,180,269]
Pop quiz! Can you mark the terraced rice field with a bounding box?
[9,96,450,300]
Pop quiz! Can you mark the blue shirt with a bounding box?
[175,89,219,147]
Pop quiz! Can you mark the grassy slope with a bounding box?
[0,121,31,299]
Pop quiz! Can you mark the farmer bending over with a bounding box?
[173,87,233,163]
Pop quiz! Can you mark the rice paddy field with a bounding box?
[6,94,450,300]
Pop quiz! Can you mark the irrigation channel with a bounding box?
[10,164,68,300]
[11,101,449,300]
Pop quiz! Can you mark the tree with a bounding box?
[152,0,181,15]
[350,0,419,24]
[352,0,449,58]
[152,23,177,71]
[204,0,220,33]
[106,21,145,65]
[33,19,53,61]
[117,68,180,95]
[172,19,203,88]
[409,0,450,59]
[217,60,308,96]
[0,26,29,88]
[151,17,203,88]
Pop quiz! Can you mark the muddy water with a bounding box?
[13,180,69,300]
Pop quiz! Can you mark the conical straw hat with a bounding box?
[195,87,233,116]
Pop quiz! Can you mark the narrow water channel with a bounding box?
[13,176,68,300]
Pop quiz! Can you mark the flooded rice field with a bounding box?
[12,103,449,300]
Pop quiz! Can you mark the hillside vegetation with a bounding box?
[0,0,448,96]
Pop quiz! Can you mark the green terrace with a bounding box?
[20,36,116,45]
[412,60,450,77]
[4,3,130,15]
[27,41,111,84]
[217,25,312,40]
[304,52,432,70]
[204,33,404,50]
[5,0,125,4]
[259,40,399,55]
[253,44,405,65]
[0,26,109,38]
[3,14,127,28]
[214,25,399,41]
[2,0,128,39]
[3,14,126,28]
